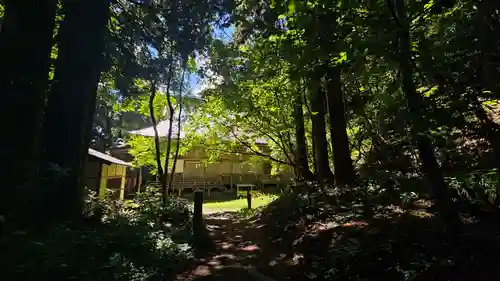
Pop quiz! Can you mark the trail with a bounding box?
[175,212,297,281]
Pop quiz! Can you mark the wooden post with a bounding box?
[119,166,127,200]
[202,163,206,193]
[193,190,204,238]
[96,162,103,193]
[135,168,142,193]
[99,164,108,199]
[247,187,252,209]
[178,172,184,197]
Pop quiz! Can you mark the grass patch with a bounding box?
[203,193,277,214]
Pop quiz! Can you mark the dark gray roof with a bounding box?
[88,148,132,167]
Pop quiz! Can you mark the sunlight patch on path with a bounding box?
[176,210,279,281]
[240,244,260,252]
[203,195,277,214]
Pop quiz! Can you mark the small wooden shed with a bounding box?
[85,148,132,200]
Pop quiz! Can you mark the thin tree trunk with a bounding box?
[308,72,334,183]
[324,65,356,186]
[41,0,111,222]
[391,0,459,225]
[149,81,165,184]
[104,106,113,150]
[0,0,57,224]
[169,68,187,190]
[303,90,317,177]
[293,89,313,181]
[162,65,175,200]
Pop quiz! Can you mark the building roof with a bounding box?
[88,148,132,167]
[128,119,268,145]
[128,120,185,139]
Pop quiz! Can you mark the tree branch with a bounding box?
[226,127,294,166]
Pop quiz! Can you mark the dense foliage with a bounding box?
[2,0,500,280]
[186,0,500,222]
[1,187,194,281]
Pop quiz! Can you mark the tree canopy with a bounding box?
[2,1,500,279]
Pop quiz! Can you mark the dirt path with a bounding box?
[175,212,292,281]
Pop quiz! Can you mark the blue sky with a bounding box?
[146,25,233,95]
[188,25,234,94]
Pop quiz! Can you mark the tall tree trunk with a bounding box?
[293,90,313,181]
[392,0,459,225]
[308,73,334,183]
[170,68,187,189]
[303,91,317,176]
[149,81,165,184]
[162,65,175,200]
[41,0,110,222]
[324,65,356,186]
[0,0,57,224]
[104,106,113,150]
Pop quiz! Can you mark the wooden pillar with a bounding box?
[247,188,252,209]
[119,166,127,200]
[136,167,143,193]
[178,171,184,197]
[96,161,103,193]
[193,190,204,238]
[99,164,108,199]
[239,167,242,184]
[230,162,234,191]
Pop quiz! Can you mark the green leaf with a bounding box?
[332,52,348,65]
[417,85,439,97]
[187,56,197,72]
[287,0,296,15]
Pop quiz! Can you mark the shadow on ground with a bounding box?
[176,193,500,281]
[176,212,269,280]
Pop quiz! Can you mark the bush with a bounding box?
[1,187,194,281]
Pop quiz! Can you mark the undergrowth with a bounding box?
[0,187,194,281]
[254,180,500,281]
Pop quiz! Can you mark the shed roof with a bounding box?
[88,148,132,167]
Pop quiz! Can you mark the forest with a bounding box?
[1,0,500,280]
